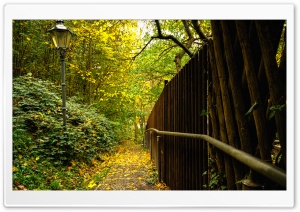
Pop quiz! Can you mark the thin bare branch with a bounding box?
[132,37,154,60]
[158,45,177,58]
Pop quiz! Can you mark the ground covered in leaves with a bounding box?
[86,140,170,191]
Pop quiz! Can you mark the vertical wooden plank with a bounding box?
[191,55,196,189]
[166,79,171,187]
[184,59,189,190]
[174,74,179,189]
[188,60,193,190]
[200,51,204,190]
[195,52,202,190]
[202,45,209,188]
[180,67,184,190]
[186,62,191,190]
[185,65,189,190]
[180,70,184,190]
[174,73,178,189]
[162,78,168,184]
[170,77,175,189]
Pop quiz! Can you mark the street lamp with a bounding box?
[48,20,73,127]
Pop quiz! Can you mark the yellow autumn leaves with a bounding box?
[87,180,97,189]
[83,140,170,190]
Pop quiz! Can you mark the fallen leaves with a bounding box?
[156,182,170,190]
[13,166,18,172]
[87,180,97,188]
[83,140,170,190]
[16,185,28,190]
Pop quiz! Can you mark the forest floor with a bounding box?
[90,140,170,191]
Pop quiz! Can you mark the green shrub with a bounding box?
[13,75,119,189]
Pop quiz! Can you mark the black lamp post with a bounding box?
[48,20,73,127]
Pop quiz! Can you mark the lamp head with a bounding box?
[48,20,73,49]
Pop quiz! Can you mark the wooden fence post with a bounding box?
[150,131,152,160]
[157,136,161,182]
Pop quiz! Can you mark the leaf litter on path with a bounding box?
[86,140,170,191]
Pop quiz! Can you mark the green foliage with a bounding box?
[13,75,118,190]
[269,104,286,120]
[145,165,159,185]
[200,109,208,116]
[245,101,259,116]
[202,158,227,190]
[12,20,212,143]
[13,20,58,79]
[203,172,227,190]
[13,20,143,129]
[275,22,286,66]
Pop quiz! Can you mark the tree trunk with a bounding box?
[220,20,253,155]
[211,21,245,189]
[134,122,138,142]
[173,20,196,72]
[235,20,271,161]
[88,39,92,105]
[208,87,225,174]
[208,39,236,190]
[255,21,286,170]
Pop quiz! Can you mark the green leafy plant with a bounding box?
[269,104,286,120]
[13,75,119,190]
[202,158,227,190]
[203,171,227,190]
[146,165,158,185]
[200,109,208,116]
[245,101,259,116]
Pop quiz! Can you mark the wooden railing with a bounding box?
[146,128,286,189]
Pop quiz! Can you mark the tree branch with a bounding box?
[153,20,193,58]
[191,20,208,41]
[155,20,162,36]
[132,37,154,60]
[132,20,195,61]
[158,45,177,58]
[182,20,194,38]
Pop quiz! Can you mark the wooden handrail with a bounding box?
[146,128,286,188]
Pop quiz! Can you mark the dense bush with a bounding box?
[13,75,119,189]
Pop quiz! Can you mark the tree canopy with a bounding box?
[13,19,210,139]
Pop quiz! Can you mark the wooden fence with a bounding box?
[146,47,208,190]
[146,20,286,190]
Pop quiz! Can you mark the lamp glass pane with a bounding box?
[57,31,67,48]
[50,30,72,49]
[50,31,59,48]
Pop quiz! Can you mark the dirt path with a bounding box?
[92,140,169,191]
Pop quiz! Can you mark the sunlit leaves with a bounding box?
[87,180,97,188]
[156,182,170,190]
[84,140,170,190]
[12,19,212,146]
[13,20,57,78]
